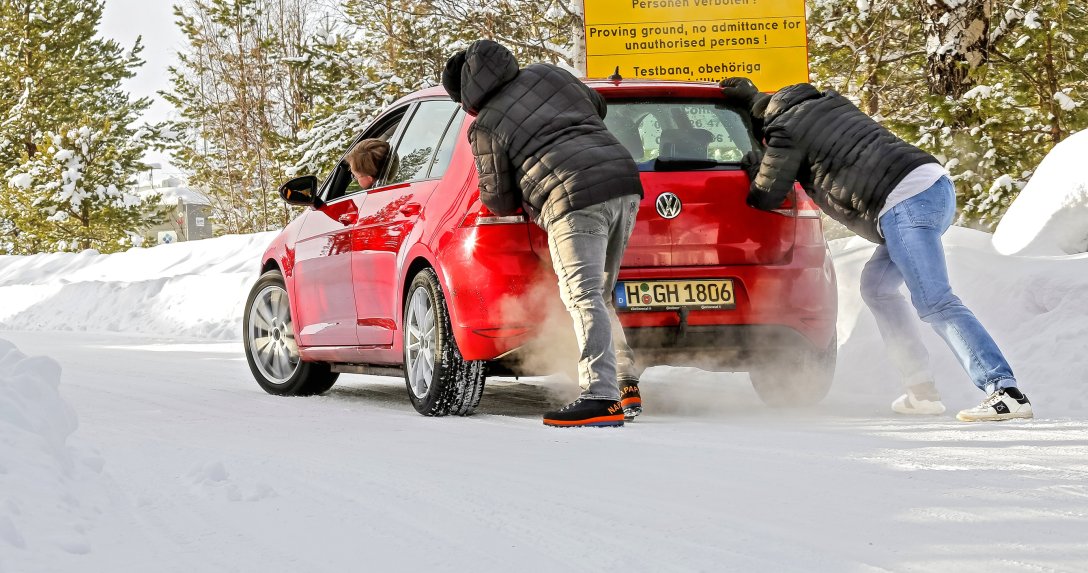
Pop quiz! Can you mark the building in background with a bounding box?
[140,178,214,244]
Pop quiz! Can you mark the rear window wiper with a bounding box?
[649,158,739,171]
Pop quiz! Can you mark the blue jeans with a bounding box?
[861,176,1016,393]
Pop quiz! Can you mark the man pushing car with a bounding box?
[442,40,644,427]
[721,76,1032,422]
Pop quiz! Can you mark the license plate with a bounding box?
[614,279,736,311]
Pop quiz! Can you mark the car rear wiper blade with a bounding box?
[651,158,738,171]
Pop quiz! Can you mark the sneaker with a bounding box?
[543,398,625,428]
[956,387,1034,422]
[891,381,946,415]
[619,378,642,421]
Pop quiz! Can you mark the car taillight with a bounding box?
[771,186,821,218]
[461,199,528,226]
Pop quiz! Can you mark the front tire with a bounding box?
[243,269,338,396]
[749,337,837,407]
[403,268,485,416]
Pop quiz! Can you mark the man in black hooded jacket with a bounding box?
[442,40,644,427]
[721,77,1032,422]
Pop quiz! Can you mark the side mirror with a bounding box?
[279,175,318,206]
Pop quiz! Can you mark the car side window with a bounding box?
[384,100,460,185]
[427,108,465,179]
[323,111,405,202]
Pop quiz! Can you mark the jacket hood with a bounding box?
[441,50,466,104]
[458,40,519,115]
[764,83,823,123]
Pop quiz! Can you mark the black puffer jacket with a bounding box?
[441,40,642,222]
[746,83,939,243]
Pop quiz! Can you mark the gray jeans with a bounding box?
[540,195,640,401]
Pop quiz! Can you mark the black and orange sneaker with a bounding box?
[542,398,625,428]
[619,378,642,421]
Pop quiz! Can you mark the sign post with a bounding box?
[584,0,808,91]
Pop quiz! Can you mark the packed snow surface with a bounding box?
[2,224,1087,571]
[993,129,1088,255]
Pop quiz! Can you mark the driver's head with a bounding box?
[346,138,390,189]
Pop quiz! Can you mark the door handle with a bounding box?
[398,202,422,217]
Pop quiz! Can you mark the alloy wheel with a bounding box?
[405,287,437,399]
[247,284,299,384]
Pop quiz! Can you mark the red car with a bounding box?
[243,80,838,415]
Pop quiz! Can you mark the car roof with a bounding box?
[392,79,726,109]
[585,79,725,99]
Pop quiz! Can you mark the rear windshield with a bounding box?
[603,99,756,170]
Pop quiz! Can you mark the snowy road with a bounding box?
[6,330,1087,573]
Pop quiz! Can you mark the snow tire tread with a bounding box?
[405,268,486,417]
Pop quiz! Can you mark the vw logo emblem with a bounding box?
[655,192,682,219]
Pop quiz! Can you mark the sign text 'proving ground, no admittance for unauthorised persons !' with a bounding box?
[584,0,808,90]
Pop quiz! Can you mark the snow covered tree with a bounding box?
[808,0,925,116]
[2,124,156,253]
[917,0,1007,99]
[424,0,576,65]
[0,0,153,254]
[164,0,318,234]
[809,0,1088,230]
[287,0,443,177]
[961,1,1088,227]
[290,0,577,178]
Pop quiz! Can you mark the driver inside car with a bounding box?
[346,138,390,190]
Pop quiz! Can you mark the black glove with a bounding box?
[740,149,764,182]
[720,77,759,108]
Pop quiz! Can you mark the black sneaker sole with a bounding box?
[542,415,625,428]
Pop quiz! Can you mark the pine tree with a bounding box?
[288,1,434,178]
[164,0,315,234]
[0,0,153,254]
[808,0,925,116]
[425,0,576,65]
[4,123,155,252]
[290,0,577,178]
[809,0,1088,230]
[956,0,1088,225]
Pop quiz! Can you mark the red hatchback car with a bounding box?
[243,80,838,416]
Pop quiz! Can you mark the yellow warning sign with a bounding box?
[584,0,809,91]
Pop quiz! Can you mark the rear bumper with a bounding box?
[617,244,837,352]
[444,229,837,365]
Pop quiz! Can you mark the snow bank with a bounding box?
[0,233,275,340]
[992,129,1088,255]
[1,221,1086,416]
[831,227,1088,417]
[0,338,110,570]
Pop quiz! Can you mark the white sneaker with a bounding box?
[956,387,1033,422]
[891,382,946,415]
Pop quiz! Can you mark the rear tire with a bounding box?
[749,337,836,407]
[403,268,486,416]
[243,269,338,396]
